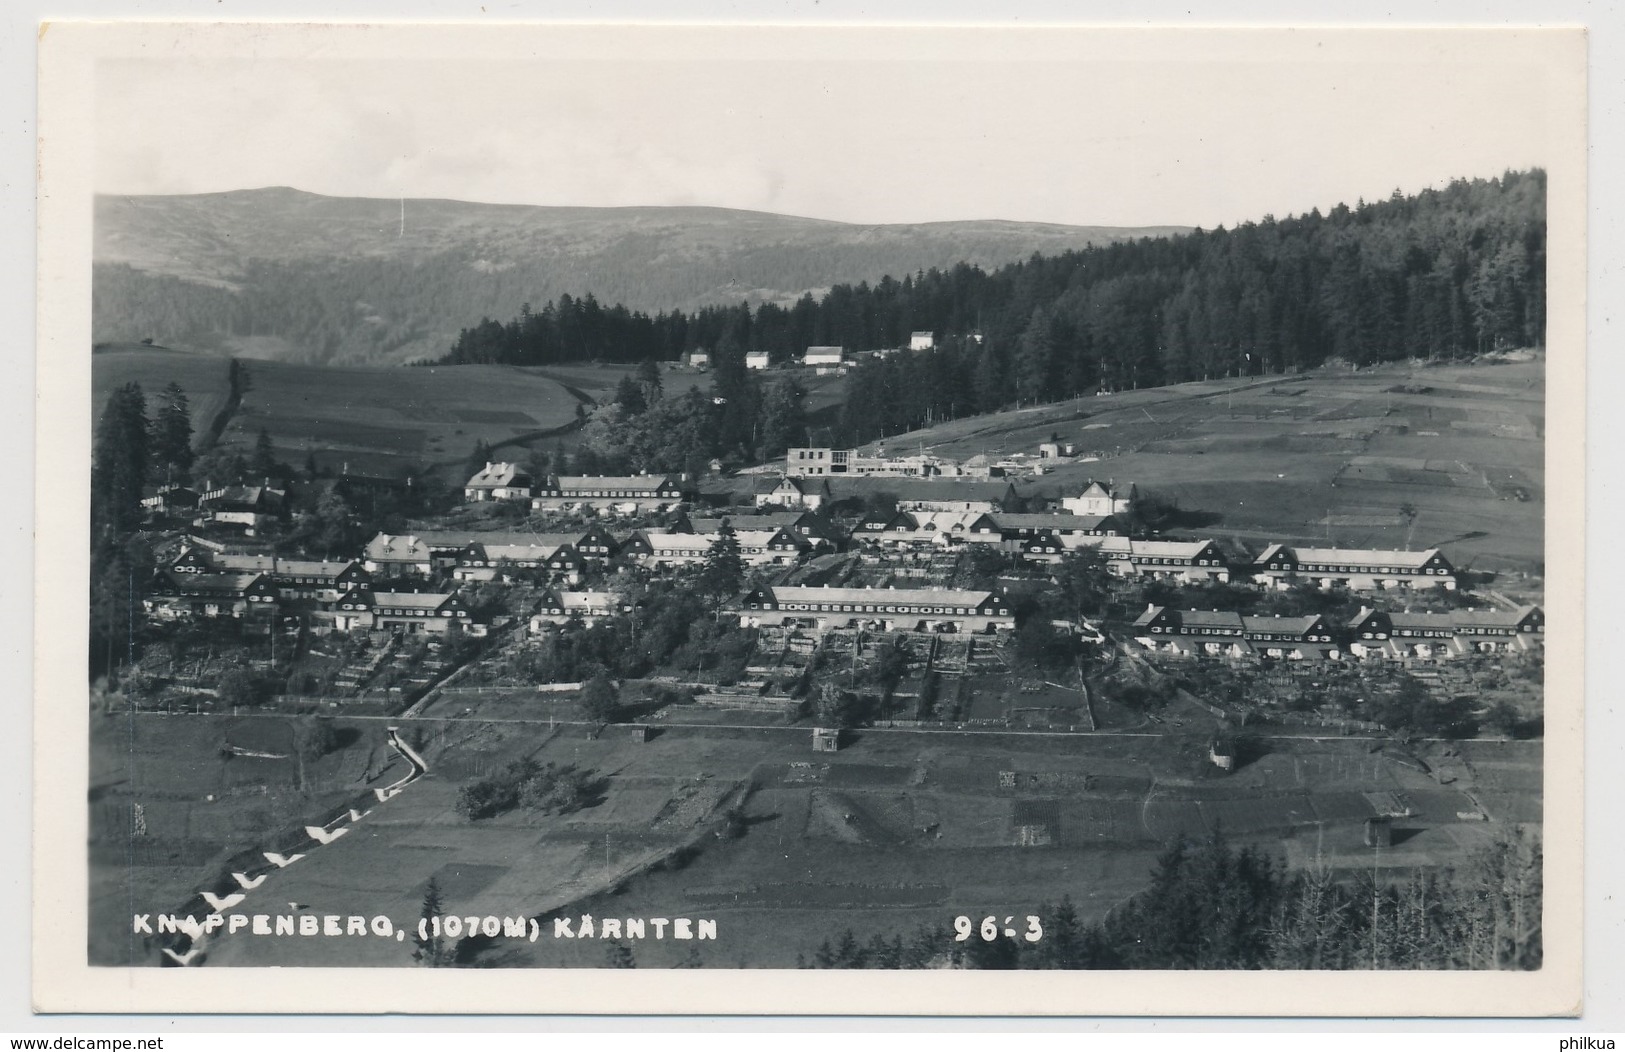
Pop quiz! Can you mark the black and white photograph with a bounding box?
[32,20,1586,1016]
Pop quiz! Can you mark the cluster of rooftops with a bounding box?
[1132,603,1544,661]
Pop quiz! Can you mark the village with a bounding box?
[127,413,1545,731]
[86,325,1554,976]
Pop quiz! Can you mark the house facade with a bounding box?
[803,346,845,367]
[143,571,280,620]
[1060,480,1135,518]
[908,331,935,351]
[450,538,585,584]
[1347,605,1543,660]
[622,528,809,568]
[529,590,628,632]
[463,462,533,503]
[530,474,685,513]
[356,589,474,635]
[754,475,831,510]
[1054,537,1229,581]
[196,482,286,534]
[1252,545,1457,592]
[1132,605,1341,661]
[733,584,1014,634]
[744,351,771,370]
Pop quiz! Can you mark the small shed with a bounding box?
[629,725,651,743]
[812,727,840,753]
[1209,735,1237,772]
[1364,816,1394,848]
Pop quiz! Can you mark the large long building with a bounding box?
[1251,544,1457,591]
[529,474,687,513]
[732,584,1015,634]
[1131,603,1544,662]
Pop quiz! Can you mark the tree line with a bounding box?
[441,170,1544,445]
[805,829,1542,970]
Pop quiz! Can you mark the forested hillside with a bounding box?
[92,188,1181,364]
[444,170,1545,446]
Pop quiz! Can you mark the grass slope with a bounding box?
[850,357,1547,572]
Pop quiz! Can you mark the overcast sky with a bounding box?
[92,26,1562,229]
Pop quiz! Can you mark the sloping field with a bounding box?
[91,346,233,448]
[219,359,585,476]
[859,358,1546,570]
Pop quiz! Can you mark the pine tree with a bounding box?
[91,381,151,538]
[151,381,194,478]
[413,877,449,966]
[698,521,745,602]
[636,356,664,404]
[250,428,277,478]
[614,374,647,416]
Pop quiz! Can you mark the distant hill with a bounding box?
[92,188,1187,365]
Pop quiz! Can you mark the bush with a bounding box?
[455,758,596,821]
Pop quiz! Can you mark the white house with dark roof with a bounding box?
[528,589,629,632]
[1132,605,1340,660]
[732,584,1014,634]
[1061,480,1135,518]
[363,589,474,635]
[621,528,809,568]
[143,571,280,620]
[463,462,533,503]
[196,481,286,534]
[1252,545,1457,592]
[908,331,935,351]
[1049,537,1229,581]
[755,475,832,511]
[1347,605,1542,660]
[450,537,585,583]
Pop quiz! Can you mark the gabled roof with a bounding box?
[154,571,271,596]
[209,552,279,572]
[1178,610,1246,631]
[1240,614,1325,635]
[689,511,827,535]
[371,591,460,611]
[1257,546,1444,569]
[991,513,1116,531]
[760,585,1003,608]
[270,558,362,578]
[465,462,530,489]
[544,474,679,494]
[1453,604,1542,630]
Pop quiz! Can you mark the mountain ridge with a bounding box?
[92,188,1189,365]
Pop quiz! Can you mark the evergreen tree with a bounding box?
[698,521,745,602]
[151,381,194,479]
[464,439,493,481]
[636,357,663,404]
[412,877,450,967]
[91,381,151,538]
[614,374,647,416]
[250,428,278,479]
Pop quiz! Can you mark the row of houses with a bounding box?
[464,467,689,513]
[140,480,288,535]
[1132,603,1544,662]
[731,584,1015,635]
[759,471,1135,519]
